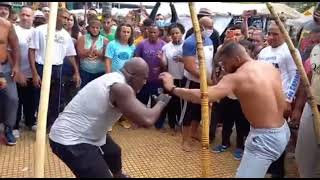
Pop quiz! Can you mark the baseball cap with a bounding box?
[0,2,12,9]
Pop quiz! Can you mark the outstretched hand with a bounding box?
[159,72,174,92]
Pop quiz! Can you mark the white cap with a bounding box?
[34,10,45,18]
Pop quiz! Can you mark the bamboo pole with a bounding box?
[34,2,58,178]
[188,2,210,177]
[266,2,320,144]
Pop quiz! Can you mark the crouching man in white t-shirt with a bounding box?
[49,58,171,178]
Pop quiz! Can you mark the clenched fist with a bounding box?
[159,72,175,92]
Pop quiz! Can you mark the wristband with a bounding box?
[0,72,4,78]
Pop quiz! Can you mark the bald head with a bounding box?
[123,57,149,75]
[199,16,213,28]
[122,57,149,93]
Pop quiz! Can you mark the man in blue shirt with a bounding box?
[180,16,214,152]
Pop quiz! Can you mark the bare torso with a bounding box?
[233,60,286,129]
[0,17,11,62]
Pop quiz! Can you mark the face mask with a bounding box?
[156,20,165,28]
[202,29,213,38]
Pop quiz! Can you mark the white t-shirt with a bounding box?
[258,43,300,103]
[29,24,76,65]
[15,25,34,78]
[162,42,184,80]
[49,72,125,146]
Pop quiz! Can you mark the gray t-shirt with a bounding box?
[49,72,125,146]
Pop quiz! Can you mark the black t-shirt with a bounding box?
[185,27,221,54]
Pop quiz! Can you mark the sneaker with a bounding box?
[12,129,20,139]
[234,148,243,160]
[5,127,17,146]
[211,144,229,153]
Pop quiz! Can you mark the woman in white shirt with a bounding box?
[159,22,185,134]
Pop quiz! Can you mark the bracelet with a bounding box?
[169,86,177,95]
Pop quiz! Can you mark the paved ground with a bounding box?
[0,124,299,178]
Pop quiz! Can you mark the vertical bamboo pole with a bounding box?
[266,2,320,144]
[34,2,58,178]
[188,2,210,177]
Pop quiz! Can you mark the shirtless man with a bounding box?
[0,2,22,145]
[0,2,20,89]
[160,42,291,178]
[49,58,171,178]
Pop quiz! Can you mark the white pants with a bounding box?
[295,103,320,177]
[236,121,290,178]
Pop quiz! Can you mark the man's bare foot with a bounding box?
[182,141,197,152]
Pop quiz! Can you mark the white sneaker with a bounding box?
[12,129,20,139]
[31,125,37,132]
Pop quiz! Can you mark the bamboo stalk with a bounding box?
[34,2,58,178]
[266,2,320,144]
[188,2,210,177]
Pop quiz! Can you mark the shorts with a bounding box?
[182,80,201,126]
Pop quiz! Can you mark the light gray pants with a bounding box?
[0,71,19,128]
[235,121,290,178]
[295,103,320,177]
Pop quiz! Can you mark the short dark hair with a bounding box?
[218,41,243,60]
[228,24,242,31]
[143,18,153,27]
[115,23,134,46]
[167,22,185,35]
[239,39,255,52]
